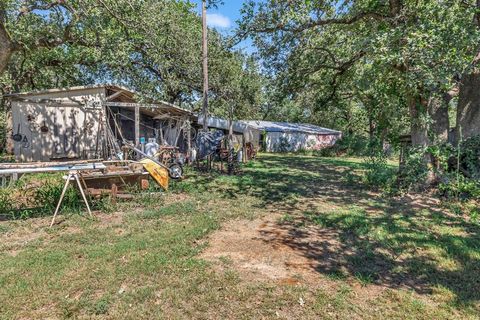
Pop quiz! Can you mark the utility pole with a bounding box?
[201,0,209,131]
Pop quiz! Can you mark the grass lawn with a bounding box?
[0,154,479,319]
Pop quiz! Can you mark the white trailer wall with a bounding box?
[265,132,340,152]
[10,87,106,162]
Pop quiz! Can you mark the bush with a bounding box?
[0,188,15,217]
[397,136,480,203]
[319,134,374,157]
[459,135,480,180]
[362,140,397,192]
[438,174,480,201]
[363,156,395,191]
[397,147,431,192]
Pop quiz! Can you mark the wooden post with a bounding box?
[228,104,234,150]
[50,173,72,227]
[102,108,108,159]
[134,106,140,147]
[243,136,247,163]
[201,0,209,131]
[187,120,192,164]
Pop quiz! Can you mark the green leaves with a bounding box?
[0,0,264,119]
[238,0,480,144]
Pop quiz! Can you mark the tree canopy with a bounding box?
[0,0,264,114]
[1,0,480,154]
[238,0,480,146]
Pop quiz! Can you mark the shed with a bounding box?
[242,120,342,152]
[6,85,194,162]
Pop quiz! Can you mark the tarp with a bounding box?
[196,130,224,160]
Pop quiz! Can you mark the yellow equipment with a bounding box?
[140,158,169,190]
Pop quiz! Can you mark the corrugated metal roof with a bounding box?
[3,84,132,97]
[242,120,342,135]
[4,84,193,116]
[197,115,260,134]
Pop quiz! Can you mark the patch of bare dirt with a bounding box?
[0,218,51,253]
[96,211,125,229]
[201,209,385,301]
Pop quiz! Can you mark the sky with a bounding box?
[190,0,255,53]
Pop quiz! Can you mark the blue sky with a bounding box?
[190,0,255,53]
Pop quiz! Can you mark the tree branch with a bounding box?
[246,11,390,35]
[18,0,66,17]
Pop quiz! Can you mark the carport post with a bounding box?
[135,106,140,147]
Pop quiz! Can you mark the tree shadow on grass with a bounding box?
[226,154,480,308]
[221,154,378,211]
[267,206,480,307]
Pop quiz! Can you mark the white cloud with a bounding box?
[206,13,232,29]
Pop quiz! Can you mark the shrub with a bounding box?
[438,174,480,201]
[277,136,292,153]
[319,134,375,157]
[362,146,396,192]
[459,135,480,180]
[363,156,395,191]
[397,147,431,192]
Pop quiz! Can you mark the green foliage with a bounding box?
[93,196,117,214]
[276,136,292,153]
[319,134,371,157]
[92,296,110,315]
[459,135,480,180]
[359,138,396,191]
[238,0,480,155]
[397,147,431,192]
[363,154,396,192]
[1,0,264,117]
[0,188,15,216]
[34,181,82,214]
[439,175,480,201]
[0,175,93,220]
[397,138,480,211]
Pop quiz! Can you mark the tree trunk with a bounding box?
[409,93,438,185]
[428,95,450,143]
[0,22,14,75]
[456,71,480,143]
[409,95,429,147]
[368,117,375,141]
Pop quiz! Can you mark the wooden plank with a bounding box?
[140,158,169,190]
[0,163,106,175]
[106,91,124,101]
[187,120,192,164]
[135,105,140,147]
[105,101,193,116]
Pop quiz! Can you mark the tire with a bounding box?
[168,163,183,179]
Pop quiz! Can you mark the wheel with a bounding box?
[168,163,183,179]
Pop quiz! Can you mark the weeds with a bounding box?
[35,181,82,213]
